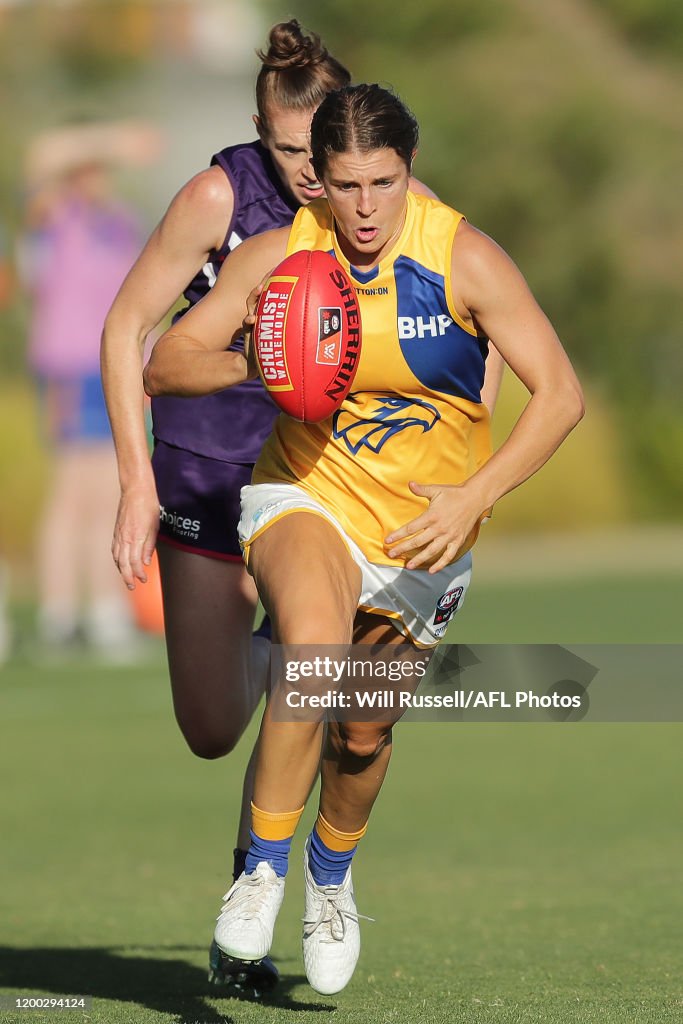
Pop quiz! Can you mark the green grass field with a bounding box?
[1,575,681,1023]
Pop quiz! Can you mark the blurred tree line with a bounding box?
[260,0,683,516]
[593,0,683,57]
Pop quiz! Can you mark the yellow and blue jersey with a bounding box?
[253,190,492,566]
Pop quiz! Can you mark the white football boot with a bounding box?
[214,861,285,961]
[302,841,372,995]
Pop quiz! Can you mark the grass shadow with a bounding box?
[0,946,336,1020]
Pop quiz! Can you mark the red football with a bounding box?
[253,249,362,422]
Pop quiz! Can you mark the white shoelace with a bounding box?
[218,868,278,922]
[303,886,374,943]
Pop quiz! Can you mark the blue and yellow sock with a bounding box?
[308,812,368,886]
[244,802,304,878]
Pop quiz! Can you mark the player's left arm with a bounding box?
[386,221,584,572]
[410,176,506,413]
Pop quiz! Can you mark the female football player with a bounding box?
[103,22,484,992]
[143,83,583,994]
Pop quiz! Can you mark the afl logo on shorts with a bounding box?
[316,307,342,366]
[433,586,463,626]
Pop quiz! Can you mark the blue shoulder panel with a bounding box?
[394,255,487,402]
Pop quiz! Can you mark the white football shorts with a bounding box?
[238,482,472,648]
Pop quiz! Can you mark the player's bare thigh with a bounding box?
[247,511,362,646]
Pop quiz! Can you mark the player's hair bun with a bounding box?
[255,20,350,121]
[258,19,328,70]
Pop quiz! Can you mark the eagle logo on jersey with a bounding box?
[333,395,441,456]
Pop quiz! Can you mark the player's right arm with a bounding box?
[143,227,289,398]
[101,165,234,588]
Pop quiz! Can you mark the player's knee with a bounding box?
[342,724,391,761]
[183,733,233,760]
[179,719,245,760]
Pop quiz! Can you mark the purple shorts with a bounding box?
[152,441,251,561]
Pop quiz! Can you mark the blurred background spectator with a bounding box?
[17,120,162,657]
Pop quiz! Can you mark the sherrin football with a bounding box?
[253,249,362,422]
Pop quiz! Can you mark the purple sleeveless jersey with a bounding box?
[151,141,299,464]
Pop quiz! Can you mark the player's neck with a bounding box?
[334,206,408,271]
